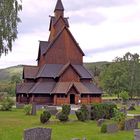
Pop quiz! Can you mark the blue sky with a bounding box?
[0,0,140,68]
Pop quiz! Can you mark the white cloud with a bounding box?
[0,0,140,68]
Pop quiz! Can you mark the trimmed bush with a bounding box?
[101,124,107,133]
[112,108,126,130]
[57,104,71,122]
[40,110,51,124]
[75,104,89,121]
[62,104,70,115]
[24,104,32,115]
[57,112,69,122]
[91,102,117,120]
[0,96,14,111]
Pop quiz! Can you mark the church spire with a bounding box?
[54,0,64,11]
[54,0,64,17]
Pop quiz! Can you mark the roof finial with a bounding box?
[54,0,64,12]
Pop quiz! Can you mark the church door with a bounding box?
[70,94,75,104]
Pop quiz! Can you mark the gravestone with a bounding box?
[31,103,36,115]
[124,119,138,131]
[47,106,58,115]
[24,127,52,140]
[97,119,106,127]
[106,124,118,133]
[134,129,140,140]
[86,105,91,119]
[134,115,140,122]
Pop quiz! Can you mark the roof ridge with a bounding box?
[36,64,46,78]
[29,82,40,93]
[43,26,66,55]
[57,62,70,77]
[53,15,68,26]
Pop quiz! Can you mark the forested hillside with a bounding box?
[0,52,139,98]
[0,65,23,83]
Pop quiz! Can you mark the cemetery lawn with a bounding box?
[128,106,140,114]
[0,109,138,140]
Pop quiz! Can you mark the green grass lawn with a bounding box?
[0,109,138,140]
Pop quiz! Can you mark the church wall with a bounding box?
[64,30,83,64]
[59,66,80,82]
[38,55,46,67]
[54,18,66,35]
[45,33,67,64]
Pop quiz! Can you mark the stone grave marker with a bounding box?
[24,127,52,140]
[47,106,58,115]
[106,123,118,133]
[134,115,140,122]
[31,103,36,115]
[134,129,140,140]
[97,119,106,127]
[124,119,138,131]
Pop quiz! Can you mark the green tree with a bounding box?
[100,62,128,97]
[117,52,140,98]
[0,0,22,56]
[100,52,140,98]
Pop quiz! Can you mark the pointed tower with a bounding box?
[54,0,64,18]
[16,0,103,106]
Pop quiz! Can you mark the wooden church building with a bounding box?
[16,0,103,105]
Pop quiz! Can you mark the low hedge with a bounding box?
[91,102,117,120]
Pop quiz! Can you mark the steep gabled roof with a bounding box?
[16,83,35,94]
[44,26,85,56]
[49,16,69,31]
[54,0,64,11]
[36,64,63,78]
[37,41,49,60]
[72,65,92,79]
[29,82,56,94]
[23,66,39,79]
[52,82,72,94]
[57,63,92,79]
[51,82,103,94]
[82,82,103,94]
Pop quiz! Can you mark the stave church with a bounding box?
[16,0,103,105]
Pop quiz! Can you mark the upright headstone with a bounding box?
[24,127,52,140]
[134,115,140,122]
[106,124,118,133]
[47,106,58,115]
[97,119,106,126]
[134,129,140,140]
[31,103,36,115]
[86,105,91,119]
[124,119,138,131]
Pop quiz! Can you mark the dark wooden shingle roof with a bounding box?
[29,82,56,94]
[37,41,49,60]
[36,64,63,78]
[72,65,92,79]
[23,66,39,79]
[82,82,103,94]
[16,83,35,94]
[49,16,69,31]
[54,0,64,11]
